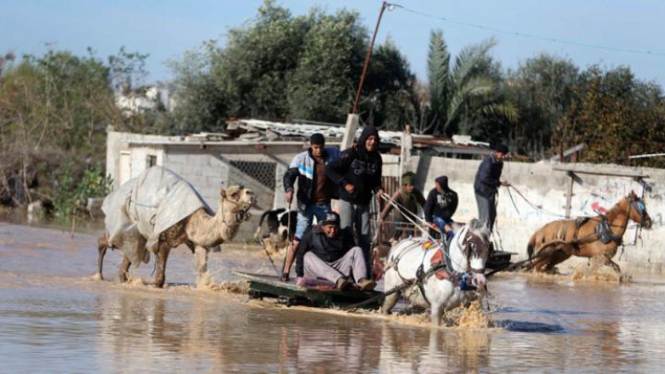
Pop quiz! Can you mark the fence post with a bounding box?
[565,171,575,218]
[399,125,412,185]
[341,114,359,151]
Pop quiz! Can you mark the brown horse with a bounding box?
[527,191,652,273]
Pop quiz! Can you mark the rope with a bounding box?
[506,185,520,215]
[507,185,568,219]
[260,241,280,277]
[508,185,641,231]
[343,262,449,311]
[128,198,158,209]
[491,193,506,252]
[280,200,293,279]
[379,192,444,235]
[377,192,464,269]
[386,2,665,57]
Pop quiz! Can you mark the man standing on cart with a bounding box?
[282,133,340,281]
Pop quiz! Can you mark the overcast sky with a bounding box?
[2,0,664,86]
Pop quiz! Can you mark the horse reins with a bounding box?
[385,225,481,307]
[509,185,647,231]
[378,192,462,269]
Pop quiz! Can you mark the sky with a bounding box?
[2,0,665,86]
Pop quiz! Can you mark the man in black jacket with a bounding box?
[325,125,384,263]
[281,133,340,281]
[424,176,459,239]
[474,144,509,232]
[295,212,376,291]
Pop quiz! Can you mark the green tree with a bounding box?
[168,44,228,134]
[416,30,515,138]
[169,0,415,130]
[554,66,665,167]
[0,49,118,208]
[108,46,149,94]
[361,40,417,130]
[506,54,579,158]
[286,9,367,122]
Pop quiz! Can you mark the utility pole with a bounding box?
[343,1,389,151]
[352,1,388,115]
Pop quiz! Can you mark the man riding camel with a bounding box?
[282,133,340,281]
[295,212,377,291]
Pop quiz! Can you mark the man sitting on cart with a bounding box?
[295,212,377,292]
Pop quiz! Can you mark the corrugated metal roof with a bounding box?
[123,118,491,154]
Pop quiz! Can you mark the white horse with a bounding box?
[381,219,491,326]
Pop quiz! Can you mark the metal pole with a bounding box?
[352,1,388,114]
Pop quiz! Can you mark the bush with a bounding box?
[51,162,112,217]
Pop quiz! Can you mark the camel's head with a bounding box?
[221,185,255,214]
[626,190,652,229]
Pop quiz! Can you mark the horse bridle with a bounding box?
[459,230,488,274]
[628,195,648,223]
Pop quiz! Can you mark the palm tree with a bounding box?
[415,30,516,136]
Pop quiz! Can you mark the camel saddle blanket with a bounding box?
[102,166,211,264]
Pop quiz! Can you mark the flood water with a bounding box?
[1,222,664,373]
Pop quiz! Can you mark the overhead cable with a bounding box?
[387,2,665,57]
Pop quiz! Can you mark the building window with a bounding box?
[146,155,157,168]
[229,161,276,190]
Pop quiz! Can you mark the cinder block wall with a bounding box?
[107,131,664,271]
[410,156,665,272]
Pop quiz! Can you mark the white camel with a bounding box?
[96,166,254,287]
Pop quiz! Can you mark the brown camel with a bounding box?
[526,191,652,273]
[97,185,254,287]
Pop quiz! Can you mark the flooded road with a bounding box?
[1,222,664,373]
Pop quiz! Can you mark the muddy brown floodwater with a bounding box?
[1,222,664,373]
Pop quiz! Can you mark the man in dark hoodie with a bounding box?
[474,144,509,232]
[325,125,384,262]
[281,133,340,281]
[424,176,459,239]
[295,212,376,291]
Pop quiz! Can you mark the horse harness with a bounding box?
[386,228,477,306]
[567,196,646,250]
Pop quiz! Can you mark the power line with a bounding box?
[387,2,665,57]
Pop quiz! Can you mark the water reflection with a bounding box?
[2,223,665,373]
[0,277,663,373]
[379,323,491,373]
[93,290,500,373]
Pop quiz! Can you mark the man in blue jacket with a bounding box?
[282,133,340,281]
[474,144,509,232]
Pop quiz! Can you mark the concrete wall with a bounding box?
[107,131,308,241]
[159,146,304,241]
[410,156,665,272]
[106,130,664,269]
[106,129,168,188]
